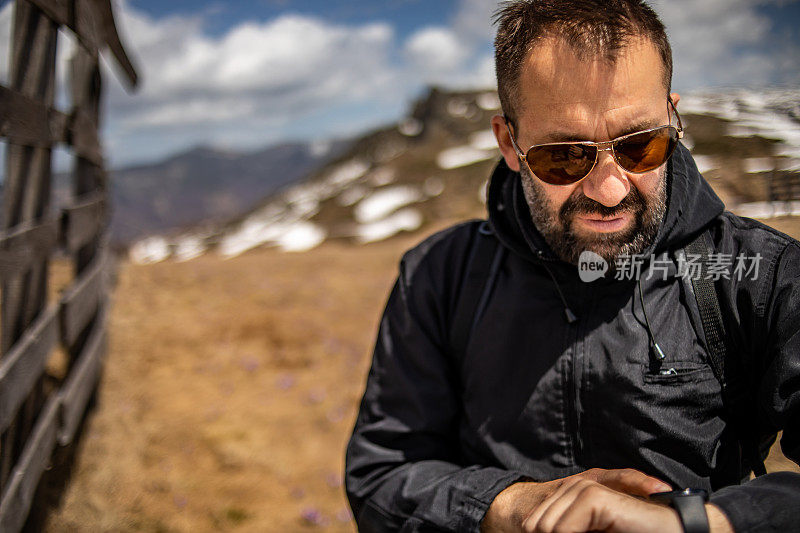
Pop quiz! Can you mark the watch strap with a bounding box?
[672,494,710,533]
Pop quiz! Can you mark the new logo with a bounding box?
[578,251,608,282]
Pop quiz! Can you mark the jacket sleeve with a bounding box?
[710,241,800,532]
[344,250,528,532]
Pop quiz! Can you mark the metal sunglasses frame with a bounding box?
[504,98,684,184]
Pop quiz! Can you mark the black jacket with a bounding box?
[345,144,800,532]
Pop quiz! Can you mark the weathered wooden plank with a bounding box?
[70,50,107,272]
[69,107,103,165]
[24,0,69,29]
[59,250,106,347]
[94,0,138,88]
[61,194,106,252]
[0,423,17,503]
[4,0,57,225]
[1,1,56,501]
[0,218,59,279]
[3,0,58,355]
[0,85,69,147]
[73,0,100,54]
[0,307,58,434]
[10,1,58,98]
[57,307,106,445]
[27,0,138,89]
[0,396,59,533]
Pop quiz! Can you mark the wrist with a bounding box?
[706,503,735,533]
[481,481,536,532]
[663,503,733,533]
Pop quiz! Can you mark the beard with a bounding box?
[520,165,667,266]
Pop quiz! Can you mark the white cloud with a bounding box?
[109,8,398,128]
[651,0,800,89]
[86,2,410,165]
[404,27,469,74]
[402,0,500,91]
[452,0,498,46]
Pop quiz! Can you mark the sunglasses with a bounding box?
[505,98,683,185]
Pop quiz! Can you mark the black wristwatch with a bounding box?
[650,488,709,533]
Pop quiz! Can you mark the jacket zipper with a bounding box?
[533,250,584,466]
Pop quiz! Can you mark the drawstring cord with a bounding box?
[638,276,667,362]
[540,260,578,324]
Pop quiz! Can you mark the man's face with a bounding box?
[492,36,676,265]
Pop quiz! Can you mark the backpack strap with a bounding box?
[683,230,767,477]
[450,221,506,360]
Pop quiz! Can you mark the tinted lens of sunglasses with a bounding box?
[614,126,678,173]
[526,143,597,185]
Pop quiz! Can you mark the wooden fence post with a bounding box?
[0,1,137,530]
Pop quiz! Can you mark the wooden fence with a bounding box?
[0,0,137,530]
[768,170,800,203]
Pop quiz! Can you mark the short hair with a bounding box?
[494,0,673,123]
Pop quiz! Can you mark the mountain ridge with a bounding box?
[122,85,800,263]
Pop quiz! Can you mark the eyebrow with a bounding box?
[541,119,662,143]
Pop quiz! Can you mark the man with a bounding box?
[345,1,800,531]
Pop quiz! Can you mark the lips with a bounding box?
[577,213,631,232]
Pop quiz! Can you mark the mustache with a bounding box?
[560,186,646,220]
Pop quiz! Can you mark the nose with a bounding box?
[580,149,630,207]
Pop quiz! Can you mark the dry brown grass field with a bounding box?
[37,217,799,532]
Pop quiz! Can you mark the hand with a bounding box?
[518,483,734,533]
[519,476,681,532]
[481,468,672,533]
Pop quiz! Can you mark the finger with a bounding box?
[593,468,671,496]
[550,484,617,533]
[522,478,594,533]
[527,480,598,533]
[554,489,676,533]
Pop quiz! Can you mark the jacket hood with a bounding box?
[486,143,726,263]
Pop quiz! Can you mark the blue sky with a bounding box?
[134,0,458,40]
[1,0,798,169]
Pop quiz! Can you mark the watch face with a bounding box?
[649,489,709,504]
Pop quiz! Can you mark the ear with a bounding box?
[670,92,681,107]
[491,114,522,172]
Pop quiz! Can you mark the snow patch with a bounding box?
[276,222,327,252]
[692,155,719,174]
[337,186,369,207]
[743,158,774,174]
[220,219,326,257]
[477,92,501,111]
[681,90,800,162]
[219,219,276,258]
[737,93,767,112]
[356,209,423,243]
[284,186,321,219]
[777,159,800,172]
[399,118,423,137]
[423,177,445,197]
[470,130,498,151]
[325,160,370,187]
[437,146,495,170]
[174,235,206,262]
[130,237,171,265]
[727,124,759,137]
[369,167,396,186]
[734,201,800,219]
[447,98,469,118]
[354,186,423,223]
